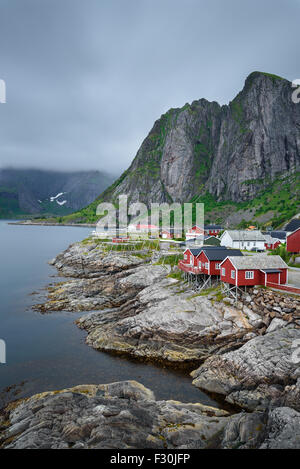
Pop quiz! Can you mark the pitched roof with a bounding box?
[222,230,266,241]
[224,255,287,270]
[189,248,203,256]
[260,269,282,273]
[285,219,300,232]
[204,224,223,229]
[203,248,243,261]
[264,234,281,244]
[269,231,287,240]
[187,246,227,257]
[287,226,300,237]
[204,236,221,245]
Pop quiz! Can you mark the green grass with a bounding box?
[186,286,220,300]
[167,271,184,280]
[156,254,182,266]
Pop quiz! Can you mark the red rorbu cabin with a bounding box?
[179,247,242,275]
[196,248,243,275]
[220,255,288,287]
[287,227,300,254]
[181,248,202,269]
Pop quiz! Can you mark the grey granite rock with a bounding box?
[192,328,300,411]
[2,381,300,449]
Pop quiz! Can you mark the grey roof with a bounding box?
[223,230,266,242]
[285,219,300,232]
[187,246,226,257]
[224,255,287,270]
[204,224,223,229]
[260,269,282,273]
[200,245,224,249]
[203,248,243,261]
[269,231,287,240]
[189,248,203,256]
[264,234,281,244]
[185,238,203,244]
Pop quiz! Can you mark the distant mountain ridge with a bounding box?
[0,168,115,218]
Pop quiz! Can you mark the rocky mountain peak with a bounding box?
[103,71,299,208]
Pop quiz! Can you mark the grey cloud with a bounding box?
[0,0,299,174]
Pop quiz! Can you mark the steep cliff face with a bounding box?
[105,72,300,205]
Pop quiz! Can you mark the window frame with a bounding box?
[245,271,254,279]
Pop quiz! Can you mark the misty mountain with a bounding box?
[0,168,115,218]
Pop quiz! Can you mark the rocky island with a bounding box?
[1,237,300,449]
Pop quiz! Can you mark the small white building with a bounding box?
[185,225,205,241]
[220,230,266,250]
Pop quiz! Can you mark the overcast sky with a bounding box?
[0,0,299,175]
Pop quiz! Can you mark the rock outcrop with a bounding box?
[36,240,300,367]
[192,327,300,412]
[1,380,300,449]
[99,72,300,206]
[14,239,300,448]
[37,240,265,363]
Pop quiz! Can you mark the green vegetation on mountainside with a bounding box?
[37,172,299,230]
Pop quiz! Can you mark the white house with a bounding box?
[220,230,266,250]
[185,225,205,241]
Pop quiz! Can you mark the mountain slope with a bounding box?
[42,72,300,227]
[0,169,114,218]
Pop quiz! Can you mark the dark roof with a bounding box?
[188,246,227,256]
[202,248,243,261]
[270,231,287,240]
[189,248,203,256]
[264,230,287,240]
[199,245,225,249]
[204,236,221,245]
[204,225,223,229]
[260,269,282,273]
[285,219,300,232]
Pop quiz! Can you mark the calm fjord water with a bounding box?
[0,221,218,406]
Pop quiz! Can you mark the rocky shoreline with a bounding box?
[2,379,300,449]
[2,237,300,448]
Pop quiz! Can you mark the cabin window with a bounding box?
[205,263,209,270]
[221,268,225,276]
[231,270,235,279]
[245,271,254,279]
[184,254,187,260]
[215,263,220,270]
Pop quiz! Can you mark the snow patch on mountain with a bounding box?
[50,192,65,202]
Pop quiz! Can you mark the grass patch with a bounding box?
[167,271,184,280]
[156,254,182,266]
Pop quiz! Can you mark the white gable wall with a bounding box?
[220,231,233,248]
[221,231,266,250]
